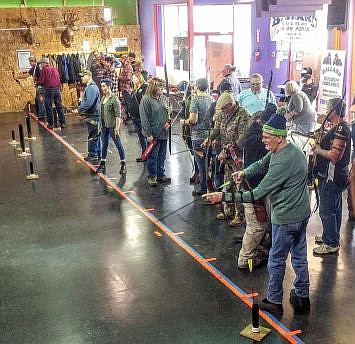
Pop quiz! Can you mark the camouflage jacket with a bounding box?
[211,105,251,149]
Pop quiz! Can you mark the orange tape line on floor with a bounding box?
[29,112,303,344]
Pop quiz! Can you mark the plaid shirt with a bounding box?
[119,61,133,93]
[104,67,119,96]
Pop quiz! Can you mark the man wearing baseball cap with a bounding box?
[72,69,101,162]
[202,91,251,227]
[37,57,66,129]
[206,113,311,316]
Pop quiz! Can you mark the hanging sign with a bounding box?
[270,16,318,42]
[317,49,346,114]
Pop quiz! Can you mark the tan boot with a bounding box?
[229,215,245,227]
[216,212,227,220]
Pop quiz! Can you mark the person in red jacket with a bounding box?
[37,57,65,129]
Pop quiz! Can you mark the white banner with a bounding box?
[270,16,318,42]
[317,49,346,114]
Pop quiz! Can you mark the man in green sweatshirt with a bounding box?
[205,114,311,316]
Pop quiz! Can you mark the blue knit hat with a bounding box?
[263,114,287,136]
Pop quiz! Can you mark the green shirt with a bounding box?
[139,95,169,139]
[231,143,310,225]
[100,94,121,128]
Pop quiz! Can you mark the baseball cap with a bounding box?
[79,69,92,77]
[38,57,49,64]
[215,92,235,111]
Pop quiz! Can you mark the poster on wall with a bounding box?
[16,50,31,71]
[270,16,318,42]
[317,49,346,114]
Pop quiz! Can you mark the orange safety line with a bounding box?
[241,292,259,300]
[29,113,303,344]
[205,257,217,262]
[287,330,302,336]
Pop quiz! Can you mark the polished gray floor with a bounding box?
[1,112,354,344]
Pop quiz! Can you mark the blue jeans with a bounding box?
[319,179,342,247]
[36,87,46,118]
[87,120,101,157]
[101,127,125,160]
[44,87,65,126]
[267,218,310,304]
[132,119,147,153]
[192,139,206,192]
[147,139,167,177]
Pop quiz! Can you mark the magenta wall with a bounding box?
[138,0,288,94]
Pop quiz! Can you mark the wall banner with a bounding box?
[317,49,346,114]
[270,16,318,42]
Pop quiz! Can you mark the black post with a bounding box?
[19,124,25,152]
[30,161,34,175]
[26,115,32,138]
[11,130,15,141]
[252,302,260,332]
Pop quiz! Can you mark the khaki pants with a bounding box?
[238,203,268,266]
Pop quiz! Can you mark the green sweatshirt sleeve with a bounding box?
[234,153,290,203]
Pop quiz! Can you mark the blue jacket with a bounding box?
[78,81,100,116]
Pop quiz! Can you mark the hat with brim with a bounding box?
[38,57,49,64]
[215,91,235,111]
[79,69,92,77]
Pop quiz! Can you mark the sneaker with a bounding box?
[60,123,66,128]
[84,155,98,162]
[260,298,283,316]
[119,162,127,174]
[136,157,145,162]
[148,176,158,187]
[230,215,245,227]
[289,289,310,314]
[96,161,106,173]
[216,212,227,220]
[313,243,339,255]
[157,175,171,183]
[315,235,323,244]
[47,124,53,129]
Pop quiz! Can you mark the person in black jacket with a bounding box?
[129,82,148,161]
[301,74,318,106]
[236,103,277,269]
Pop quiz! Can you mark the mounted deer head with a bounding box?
[95,13,115,41]
[20,8,37,45]
[61,10,79,48]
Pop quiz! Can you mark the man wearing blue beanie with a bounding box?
[205,113,311,315]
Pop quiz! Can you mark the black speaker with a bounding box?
[327,0,349,30]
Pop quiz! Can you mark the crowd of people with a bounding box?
[22,57,355,317]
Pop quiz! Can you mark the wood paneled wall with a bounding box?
[0,7,141,113]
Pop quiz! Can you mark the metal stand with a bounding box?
[25,115,36,141]
[26,161,39,180]
[18,124,31,158]
[9,130,19,146]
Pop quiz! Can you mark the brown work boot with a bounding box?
[229,215,245,227]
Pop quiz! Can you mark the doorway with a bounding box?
[193,33,233,89]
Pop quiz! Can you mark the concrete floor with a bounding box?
[1,112,354,344]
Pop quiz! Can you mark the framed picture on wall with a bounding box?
[16,50,32,71]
